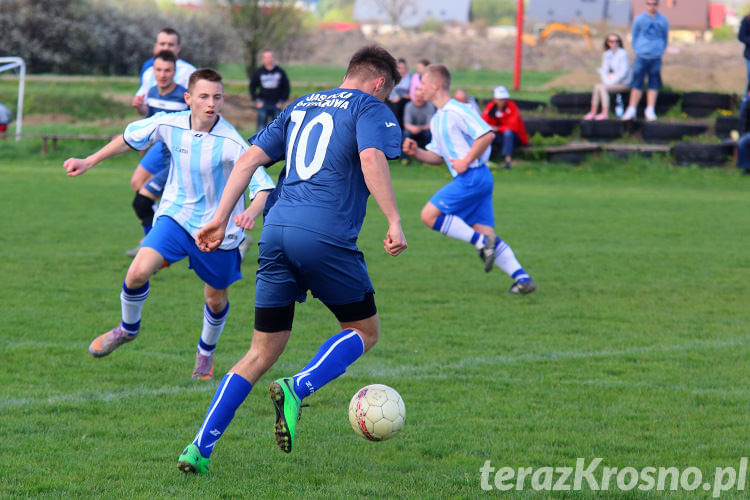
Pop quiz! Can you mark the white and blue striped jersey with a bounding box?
[426,98,493,177]
[123,111,275,250]
[145,84,188,117]
[136,59,197,97]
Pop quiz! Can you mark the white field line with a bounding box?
[2,338,747,410]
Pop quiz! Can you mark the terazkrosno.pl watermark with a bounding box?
[480,458,748,498]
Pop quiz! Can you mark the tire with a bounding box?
[550,93,591,114]
[524,118,579,137]
[715,115,741,139]
[514,99,547,111]
[641,122,708,143]
[673,142,733,166]
[636,91,681,114]
[681,106,717,118]
[580,120,625,140]
[682,92,732,110]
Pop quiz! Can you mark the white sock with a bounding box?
[433,214,485,248]
[120,281,149,334]
[198,302,229,356]
[494,239,528,279]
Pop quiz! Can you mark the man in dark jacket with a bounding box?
[249,51,291,131]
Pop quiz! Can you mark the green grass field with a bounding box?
[2,140,749,497]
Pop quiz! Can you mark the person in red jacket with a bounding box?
[481,86,528,169]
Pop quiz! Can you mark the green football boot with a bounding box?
[269,377,302,453]
[177,444,210,475]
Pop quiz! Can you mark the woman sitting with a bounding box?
[584,33,632,120]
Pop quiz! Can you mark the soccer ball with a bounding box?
[348,384,405,441]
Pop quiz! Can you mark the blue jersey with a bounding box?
[253,88,401,245]
[139,58,154,87]
[146,84,189,117]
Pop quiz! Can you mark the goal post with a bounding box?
[0,57,26,140]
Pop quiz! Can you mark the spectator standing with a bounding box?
[584,33,632,120]
[735,89,750,175]
[249,50,290,131]
[621,0,669,122]
[481,86,529,170]
[402,88,436,149]
[738,14,750,93]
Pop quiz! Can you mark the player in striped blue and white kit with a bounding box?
[64,69,275,380]
[403,64,536,295]
[129,50,190,243]
[177,46,407,474]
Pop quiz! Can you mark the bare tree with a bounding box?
[373,0,416,26]
[221,0,307,77]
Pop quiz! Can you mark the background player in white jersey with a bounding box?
[63,69,275,380]
[403,64,536,295]
[176,45,407,475]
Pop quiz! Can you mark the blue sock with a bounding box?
[292,329,365,401]
[192,373,252,458]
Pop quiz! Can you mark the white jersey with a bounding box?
[123,111,275,250]
[426,98,493,177]
[136,59,197,97]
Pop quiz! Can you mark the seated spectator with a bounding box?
[403,88,436,150]
[409,59,430,102]
[454,89,481,115]
[481,86,528,169]
[584,33,632,120]
[388,58,411,127]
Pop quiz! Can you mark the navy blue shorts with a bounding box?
[142,216,242,290]
[630,57,662,91]
[430,164,495,227]
[142,167,169,197]
[140,142,169,175]
[255,225,374,308]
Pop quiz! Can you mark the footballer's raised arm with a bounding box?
[215,145,272,225]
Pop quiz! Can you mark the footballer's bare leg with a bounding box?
[339,313,379,353]
[230,329,291,385]
[124,247,165,288]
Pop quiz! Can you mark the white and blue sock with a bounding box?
[494,238,530,281]
[432,214,487,249]
[198,302,229,356]
[120,281,149,335]
[192,372,252,458]
[292,329,365,401]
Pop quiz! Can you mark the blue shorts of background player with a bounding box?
[142,166,169,198]
[429,164,495,227]
[140,142,170,175]
[254,224,374,308]
[630,57,662,91]
[142,216,242,290]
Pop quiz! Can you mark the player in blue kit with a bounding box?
[63,69,275,380]
[403,64,535,295]
[130,50,190,241]
[177,45,408,474]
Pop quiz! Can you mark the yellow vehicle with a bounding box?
[523,22,593,49]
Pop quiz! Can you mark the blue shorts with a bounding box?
[143,167,169,197]
[255,224,374,308]
[630,57,662,91]
[140,142,169,175]
[430,164,495,227]
[142,216,242,290]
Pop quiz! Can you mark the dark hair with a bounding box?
[419,58,430,67]
[154,50,177,66]
[345,45,401,89]
[188,68,223,92]
[423,64,451,90]
[159,27,181,46]
[603,33,624,51]
[397,58,407,65]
